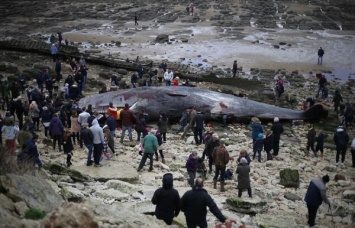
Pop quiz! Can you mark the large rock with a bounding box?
[284,192,302,201]
[226,197,268,214]
[72,163,139,183]
[0,174,65,213]
[279,169,300,188]
[155,34,169,43]
[256,214,298,228]
[105,179,141,194]
[46,163,91,182]
[95,189,130,201]
[41,202,99,228]
[343,190,355,202]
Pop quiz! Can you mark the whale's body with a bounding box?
[79,87,327,121]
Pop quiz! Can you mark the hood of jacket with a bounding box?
[162,173,173,189]
[91,119,99,127]
[337,127,344,132]
[51,116,60,123]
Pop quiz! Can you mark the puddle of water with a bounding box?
[323,69,355,83]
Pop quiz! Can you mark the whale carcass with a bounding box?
[78,87,328,121]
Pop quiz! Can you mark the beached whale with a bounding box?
[79,86,328,122]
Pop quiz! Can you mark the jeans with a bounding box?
[336,145,347,163]
[77,82,83,95]
[238,188,252,198]
[165,80,171,86]
[194,127,203,144]
[110,130,116,137]
[318,55,323,65]
[136,129,147,142]
[93,143,103,165]
[53,135,62,151]
[85,144,93,164]
[213,165,226,182]
[33,156,43,168]
[273,139,280,156]
[138,153,153,170]
[253,149,262,162]
[307,204,319,226]
[121,125,132,140]
[188,171,196,187]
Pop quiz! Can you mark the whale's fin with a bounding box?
[303,104,328,120]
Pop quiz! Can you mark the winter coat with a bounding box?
[63,136,74,154]
[70,116,81,133]
[106,116,117,131]
[237,163,251,189]
[271,122,284,141]
[49,117,64,136]
[135,115,147,133]
[157,117,169,134]
[253,138,264,151]
[179,111,188,126]
[249,122,263,140]
[2,125,19,140]
[307,128,316,145]
[193,112,204,129]
[151,173,180,223]
[263,134,274,152]
[120,107,134,126]
[316,133,325,148]
[180,186,226,225]
[26,139,39,158]
[90,119,105,145]
[69,86,80,100]
[142,133,158,153]
[237,154,251,165]
[108,107,118,119]
[41,110,52,123]
[78,111,90,125]
[206,139,219,157]
[29,107,40,118]
[304,177,330,207]
[186,154,198,172]
[80,128,94,147]
[332,91,343,105]
[333,127,349,147]
[212,145,229,167]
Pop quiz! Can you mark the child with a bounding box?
[237,150,251,165]
[253,133,264,162]
[63,130,74,167]
[315,130,325,158]
[196,158,207,180]
[224,168,234,180]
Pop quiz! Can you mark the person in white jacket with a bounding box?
[164,69,174,86]
[351,137,355,168]
[90,119,105,167]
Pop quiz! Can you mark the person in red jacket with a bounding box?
[119,103,135,143]
[107,102,117,119]
[172,77,179,86]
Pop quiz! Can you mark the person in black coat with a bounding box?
[17,74,26,94]
[180,178,233,227]
[151,173,180,225]
[14,98,24,130]
[271,117,284,156]
[205,134,220,173]
[263,131,274,161]
[80,122,94,166]
[193,111,205,145]
[69,84,80,100]
[333,126,349,166]
[62,130,74,167]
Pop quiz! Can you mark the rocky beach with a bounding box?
[0,0,355,228]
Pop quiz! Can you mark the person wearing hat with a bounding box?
[253,133,264,162]
[137,129,158,172]
[172,76,180,86]
[236,157,252,198]
[304,175,331,227]
[152,173,180,225]
[271,117,283,156]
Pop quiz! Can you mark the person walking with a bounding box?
[317,47,324,65]
[351,136,355,168]
[212,139,230,192]
[271,117,283,156]
[137,129,158,172]
[263,131,274,161]
[306,124,317,157]
[151,173,180,225]
[164,69,174,86]
[49,113,64,152]
[332,89,343,113]
[249,117,263,144]
[180,178,234,228]
[186,151,199,187]
[237,157,252,198]
[232,60,238,77]
[157,112,169,142]
[80,122,94,166]
[304,175,331,227]
[205,133,220,174]
[1,118,19,154]
[120,103,135,143]
[333,125,349,167]
[90,119,105,167]
[193,111,205,145]
[181,106,196,140]
[134,14,138,25]
[62,130,74,167]
[315,130,325,158]
[50,44,58,62]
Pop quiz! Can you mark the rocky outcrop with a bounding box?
[226,197,268,214]
[155,34,169,43]
[256,214,298,228]
[279,169,300,188]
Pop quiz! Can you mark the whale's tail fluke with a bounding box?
[303,104,328,120]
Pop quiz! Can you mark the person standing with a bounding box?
[332,89,343,114]
[131,72,138,88]
[177,109,188,133]
[62,130,74,167]
[232,60,238,77]
[271,117,283,156]
[275,76,284,98]
[180,178,234,228]
[253,133,264,162]
[193,111,205,145]
[237,157,252,198]
[304,175,330,227]
[249,117,263,144]
[212,139,230,192]
[351,136,355,168]
[90,119,105,167]
[120,103,135,143]
[152,173,180,225]
[164,69,174,86]
[134,14,138,25]
[1,118,19,153]
[316,74,327,98]
[263,131,274,161]
[205,133,220,174]
[80,122,94,166]
[333,125,349,167]
[50,44,58,62]
[315,130,325,158]
[49,113,64,152]
[55,59,62,82]
[137,129,158,172]
[157,112,169,142]
[181,106,196,140]
[186,151,198,187]
[306,124,317,157]
[317,47,324,65]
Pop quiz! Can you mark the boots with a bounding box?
[162,158,166,164]
[120,138,123,143]
[213,180,217,189]
[220,181,225,192]
[155,156,159,161]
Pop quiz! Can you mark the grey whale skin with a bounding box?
[79,86,327,121]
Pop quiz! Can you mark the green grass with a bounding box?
[24,208,47,220]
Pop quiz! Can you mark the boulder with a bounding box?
[155,34,169,43]
[334,174,346,182]
[60,186,85,201]
[105,179,142,194]
[256,214,298,228]
[46,163,91,182]
[95,189,130,201]
[279,169,299,188]
[284,192,302,201]
[342,190,355,202]
[226,197,268,214]
[14,201,28,217]
[41,202,99,228]
[0,174,65,213]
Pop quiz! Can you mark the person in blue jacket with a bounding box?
[304,175,331,227]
